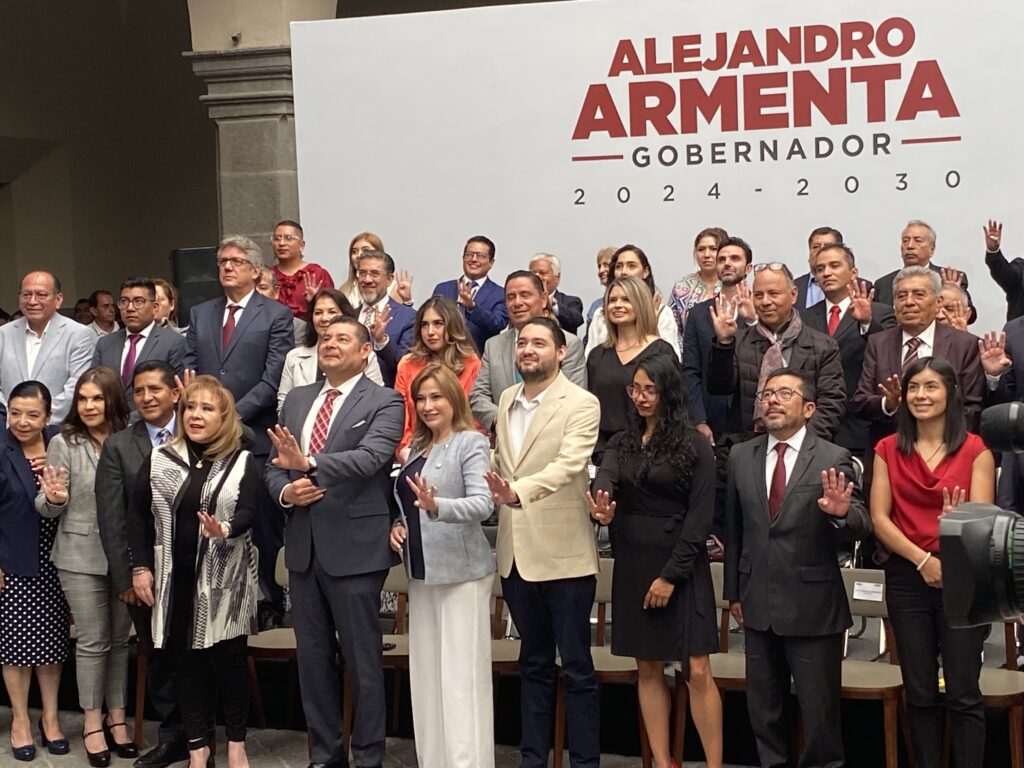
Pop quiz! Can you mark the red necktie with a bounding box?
[121,333,142,387]
[768,442,788,520]
[827,305,842,336]
[308,389,341,455]
[222,304,241,350]
[903,337,923,370]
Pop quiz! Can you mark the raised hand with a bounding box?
[939,267,964,288]
[817,468,854,518]
[392,269,414,304]
[368,304,392,345]
[586,489,617,525]
[173,368,195,392]
[484,471,519,506]
[281,477,326,507]
[302,271,325,302]
[709,294,739,343]
[389,523,408,553]
[457,280,476,310]
[198,511,228,539]
[41,465,69,505]
[405,472,439,515]
[878,374,902,412]
[643,577,675,609]
[941,485,966,517]
[652,290,664,316]
[733,281,756,322]
[984,219,1003,252]
[941,300,968,331]
[847,279,875,324]
[979,331,1012,376]
[268,425,309,471]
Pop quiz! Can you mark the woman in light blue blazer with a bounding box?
[390,363,495,768]
[37,366,134,767]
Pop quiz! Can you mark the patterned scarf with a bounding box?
[753,310,804,425]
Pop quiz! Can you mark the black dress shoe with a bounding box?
[102,718,139,759]
[257,603,285,631]
[83,729,111,768]
[305,762,348,768]
[133,741,188,768]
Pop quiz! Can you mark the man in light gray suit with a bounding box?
[266,315,403,768]
[92,278,186,416]
[0,271,95,422]
[470,270,586,430]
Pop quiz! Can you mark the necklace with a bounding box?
[915,440,946,465]
[616,340,641,352]
[186,443,205,469]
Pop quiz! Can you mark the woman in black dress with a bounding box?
[589,356,722,768]
[586,275,677,462]
[0,381,71,762]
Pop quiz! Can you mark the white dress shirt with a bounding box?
[222,289,255,326]
[120,321,156,372]
[882,322,937,415]
[765,425,808,492]
[508,383,551,462]
[25,320,50,375]
[300,373,363,453]
[360,293,392,350]
[823,296,870,337]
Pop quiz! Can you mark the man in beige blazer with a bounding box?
[484,316,601,768]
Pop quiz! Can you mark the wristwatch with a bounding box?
[306,455,318,476]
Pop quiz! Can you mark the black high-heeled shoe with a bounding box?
[38,718,69,755]
[82,729,111,768]
[9,740,35,762]
[101,718,139,759]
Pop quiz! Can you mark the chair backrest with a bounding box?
[841,568,888,619]
[274,549,288,589]
[491,571,508,639]
[594,558,614,647]
[383,564,411,634]
[709,561,731,652]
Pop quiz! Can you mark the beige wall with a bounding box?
[0,0,217,312]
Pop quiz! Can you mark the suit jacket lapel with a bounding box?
[137,326,161,365]
[225,296,262,359]
[4,440,37,500]
[324,377,370,450]
[513,377,565,470]
[835,309,858,339]
[12,319,30,381]
[31,318,67,377]
[779,434,817,515]
[887,328,903,376]
[211,298,228,361]
[753,438,770,519]
[287,384,321,437]
[498,332,516,391]
[932,324,953,361]
[131,421,153,463]
[108,330,127,369]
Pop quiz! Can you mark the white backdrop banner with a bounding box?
[292,0,1024,333]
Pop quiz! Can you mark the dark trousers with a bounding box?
[744,626,844,768]
[501,563,599,768]
[885,555,986,768]
[250,454,285,615]
[173,635,249,748]
[290,553,388,767]
[127,602,184,745]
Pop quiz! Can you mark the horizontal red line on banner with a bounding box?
[901,136,962,145]
[571,154,624,162]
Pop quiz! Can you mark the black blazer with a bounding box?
[0,426,58,576]
[95,420,155,593]
[851,323,984,449]
[801,301,896,454]
[92,324,186,413]
[986,249,1024,322]
[265,375,403,578]
[552,290,584,335]
[873,263,976,324]
[795,273,875,310]
[681,296,746,433]
[723,432,870,636]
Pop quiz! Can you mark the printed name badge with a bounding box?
[853,581,884,602]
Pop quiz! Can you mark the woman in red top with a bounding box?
[394,297,480,460]
[870,356,994,768]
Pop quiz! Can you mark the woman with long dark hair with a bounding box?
[36,366,133,766]
[589,355,722,768]
[1,382,70,762]
[669,227,728,346]
[871,356,994,768]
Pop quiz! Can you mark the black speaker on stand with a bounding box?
[170,247,222,322]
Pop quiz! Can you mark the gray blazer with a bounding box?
[394,430,495,585]
[35,432,109,576]
[470,327,587,430]
[92,324,186,414]
[0,314,96,423]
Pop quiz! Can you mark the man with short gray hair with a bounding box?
[873,220,976,323]
[529,252,583,334]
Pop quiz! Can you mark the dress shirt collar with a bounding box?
[318,372,363,401]
[145,413,177,446]
[824,296,851,316]
[767,424,808,456]
[226,289,255,310]
[25,319,51,340]
[132,321,157,339]
[363,293,390,314]
[901,321,936,350]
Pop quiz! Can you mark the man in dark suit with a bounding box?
[529,252,584,334]
[852,265,983,453]
[431,235,508,351]
[873,219,976,323]
[95,361,187,768]
[793,225,842,309]
[725,368,870,768]
[184,234,294,627]
[983,218,1024,321]
[707,261,846,444]
[92,278,185,416]
[354,249,415,387]
[801,244,897,456]
[266,316,403,768]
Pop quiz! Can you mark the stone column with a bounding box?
[185,46,298,250]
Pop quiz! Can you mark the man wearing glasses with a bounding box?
[92,278,186,417]
[355,249,416,387]
[708,260,846,445]
[432,235,509,352]
[0,270,95,422]
[185,234,295,629]
[269,219,335,320]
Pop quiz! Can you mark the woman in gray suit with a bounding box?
[36,366,133,767]
[389,363,495,768]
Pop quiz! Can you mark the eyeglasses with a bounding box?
[753,262,790,274]
[463,251,492,261]
[625,384,658,399]
[754,387,804,403]
[18,291,52,301]
[271,234,301,243]
[118,297,150,309]
[356,269,385,280]
[216,257,252,269]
